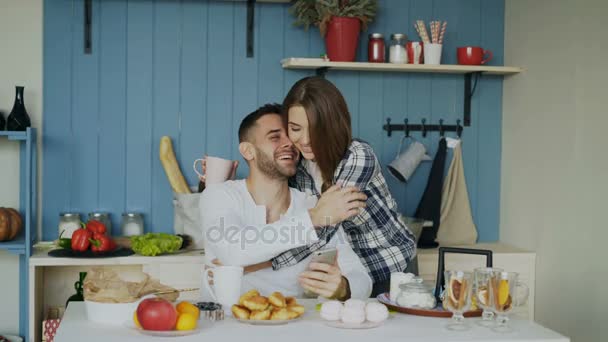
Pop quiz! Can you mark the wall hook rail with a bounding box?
[383,117,464,137]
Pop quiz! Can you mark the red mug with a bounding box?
[457,46,493,65]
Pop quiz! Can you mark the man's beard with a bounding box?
[254,147,296,180]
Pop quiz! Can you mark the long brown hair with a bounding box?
[283,77,352,192]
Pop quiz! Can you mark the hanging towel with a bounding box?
[436,142,478,246]
[414,138,447,249]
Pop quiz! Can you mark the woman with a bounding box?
[270,76,417,296]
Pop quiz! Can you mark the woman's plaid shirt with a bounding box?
[271,140,417,283]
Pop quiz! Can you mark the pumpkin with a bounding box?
[0,207,23,242]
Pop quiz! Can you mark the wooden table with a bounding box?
[54,300,568,342]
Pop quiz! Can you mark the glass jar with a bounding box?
[88,212,112,232]
[121,213,144,236]
[389,33,408,64]
[396,280,437,309]
[367,33,385,63]
[58,212,82,238]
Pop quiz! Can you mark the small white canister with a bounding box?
[58,212,82,238]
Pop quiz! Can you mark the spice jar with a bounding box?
[58,212,82,238]
[368,33,385,63]
[88,212,112,232]
[389,33,408,64]
[121,213,144,236]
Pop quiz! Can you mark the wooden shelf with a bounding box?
[281,58,523,76]
[0,131,28,141]
[29,247,205,266]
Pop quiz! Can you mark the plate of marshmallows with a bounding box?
[319,299,390,329]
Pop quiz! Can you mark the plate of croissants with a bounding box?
[231,290,306,325]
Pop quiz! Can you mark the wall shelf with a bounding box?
[281,58,523,75]
[281,57,523,134]
[0,128,37,342]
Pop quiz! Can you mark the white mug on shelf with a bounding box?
[424,43,443,65]
[203,265,243,314]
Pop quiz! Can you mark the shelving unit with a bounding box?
[281,58,523,135]
[0,128,37,342]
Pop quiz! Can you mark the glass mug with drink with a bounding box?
[443,270,473,331]
[474,267,503,327]
[490,271,529,333]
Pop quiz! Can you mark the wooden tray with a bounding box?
[376,293,482,318]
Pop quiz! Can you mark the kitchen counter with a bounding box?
[55,300,568,342]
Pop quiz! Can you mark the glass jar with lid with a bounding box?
[389,33,408,64]
[121,213,144,236]
[396,280,437,309]
[58,212,82,238]
[88,212,112,232]
[368,33,385,63]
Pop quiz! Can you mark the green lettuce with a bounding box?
[130,233,183,256]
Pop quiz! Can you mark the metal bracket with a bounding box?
[464,72,481,126]
[246,0,255,58]
[316,67,329,78]
[84,0,92,54]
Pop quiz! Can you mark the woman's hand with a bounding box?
[308,185,367,227]
[298,262,350,300]
[197,157,239,183]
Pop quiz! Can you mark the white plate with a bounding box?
[235,316,302,326]
[324,320,384,329]
[124,320,204,337]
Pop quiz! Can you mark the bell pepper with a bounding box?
[89,235,115,252]
[71,228,92,252]
[86,220,107,235]
[56,230,72,249]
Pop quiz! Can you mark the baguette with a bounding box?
[159,136,191,194]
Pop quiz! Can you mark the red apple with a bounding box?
[136,298,177,331]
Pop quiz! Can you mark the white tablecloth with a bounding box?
[55,300,568,342]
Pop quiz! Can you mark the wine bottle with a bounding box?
[0,111,5,131]
[7,86,32,131]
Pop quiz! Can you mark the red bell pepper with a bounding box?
[89,235,115,252]
[71,228,92,252]
[86,220,107,235]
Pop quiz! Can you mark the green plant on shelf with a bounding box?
[289,0,378,36]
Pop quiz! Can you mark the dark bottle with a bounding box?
[0,111,5,131]
[66,272,87,307]
[7,86,32,131]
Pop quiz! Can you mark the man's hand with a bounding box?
[308,185,367,227]
[298,262,351,300]
[211,258,272,274]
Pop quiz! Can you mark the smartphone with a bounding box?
[303,248,338,298]
[310,248,338,265]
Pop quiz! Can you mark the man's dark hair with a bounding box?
[238,103,283,143]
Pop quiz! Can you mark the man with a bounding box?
[199,104,371,299]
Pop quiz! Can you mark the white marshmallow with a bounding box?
[343,299,366,311]
[341,306,366,324]
[320,300,343,321]
[365,302,389,323]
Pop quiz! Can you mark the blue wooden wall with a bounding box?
[43,0,504,242]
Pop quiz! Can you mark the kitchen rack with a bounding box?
[281,58,523,136]
[0,128,37,342]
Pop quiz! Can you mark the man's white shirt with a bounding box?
[199,179,372,299]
